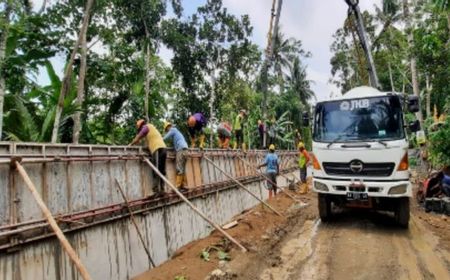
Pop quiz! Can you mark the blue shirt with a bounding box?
[163,127,188,151]
[264,153,279,174]
[443,174,450,186]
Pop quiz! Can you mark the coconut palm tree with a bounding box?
[271,30,309,94]
[285,57,315,106]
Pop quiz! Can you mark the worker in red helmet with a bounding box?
[129,119,167,196]
[187,112,207,148]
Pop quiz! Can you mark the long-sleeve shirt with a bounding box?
[163,127,188,151]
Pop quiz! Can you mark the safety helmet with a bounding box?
[269,144,275,151]
[163,121,172,131]
[136,119,145,129]
[188,116,196,127]
[298,142,305,149]
[240,109,247,115]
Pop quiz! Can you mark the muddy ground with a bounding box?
[134,185,450,280]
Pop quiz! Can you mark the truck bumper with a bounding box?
[312,177,412,198]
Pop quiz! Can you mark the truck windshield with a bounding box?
[313,96,405,142]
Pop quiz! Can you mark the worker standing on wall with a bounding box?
[217,120,232,149]
[258,144,280,199]
[129,119,167,196]
[187,112,207,149]
[163,122,189,192]
[233,109,247,150]
[298,142,310,194]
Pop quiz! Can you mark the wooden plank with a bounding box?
[193,158,202,187]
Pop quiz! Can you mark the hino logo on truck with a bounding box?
[349,160,364,173]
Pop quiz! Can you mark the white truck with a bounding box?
[310,86,420,227]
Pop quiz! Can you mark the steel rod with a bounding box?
[115,179,156,268]
[236,155,299,202]
[142,158,248,253]
[203,155,284,217]
[14,161,92,280]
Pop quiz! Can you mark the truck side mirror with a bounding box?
[407,96,420,113]
[409,120,420,133]
[302,112,310,126]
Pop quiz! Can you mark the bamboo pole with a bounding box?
[203,155,283,217]
[142,158,247,253]
[236,155,299,202]
[14,160,92,280]
[115,178,156,268]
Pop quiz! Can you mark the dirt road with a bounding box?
[255,207,450,280]
[136,191,450,280]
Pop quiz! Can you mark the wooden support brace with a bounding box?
[115,178,156,268]
[203,155,284,217]
[13,160,92,280]
[142,158,247,253]
[236,155,300,202]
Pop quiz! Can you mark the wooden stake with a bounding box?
[14,161,92,280]
[203,155,283,217]
[236,155,299,202]
[142,158,247,253]
[115,178,156,268]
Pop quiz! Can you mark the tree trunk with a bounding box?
[72,11,90,144]
[402,0,424,126]
[425,74,431,119]
[51,0,94,143]
[144,43,151,122]
[388,62,395,92]
[0,1,12,141]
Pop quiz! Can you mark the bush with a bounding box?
[428,98,450,168]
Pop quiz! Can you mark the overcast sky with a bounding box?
[31,0,380,101]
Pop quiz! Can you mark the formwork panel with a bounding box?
[69,162,92,212]
[92,161,111,208]
[0,165,10,225]
[15,163,43,222]
[125,160,143,200]
[46,162,69,215]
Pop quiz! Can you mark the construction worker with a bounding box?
[187,112,207,148]
[163,121,189,192]
[258,144,280,199]
[233,109,246,149]
[298,142,310,194]
[129,119,167,196]
[217,120,232,149]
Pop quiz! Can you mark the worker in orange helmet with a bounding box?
[187,112,207,148]
[129,119,167,196]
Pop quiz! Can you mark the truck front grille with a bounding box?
[323,162,395,177]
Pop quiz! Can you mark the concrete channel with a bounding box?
[0,142,299,280]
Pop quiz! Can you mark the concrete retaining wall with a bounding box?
[0,142,298,280]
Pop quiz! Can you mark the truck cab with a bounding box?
[311,86,418,227]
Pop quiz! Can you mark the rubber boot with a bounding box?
[233,141,238,150]
[190,136,196,148]
[199,134,205,149]
[241,142,247,151]
[176,175,183,188]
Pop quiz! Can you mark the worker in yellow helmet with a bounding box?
[258,144,280,199]
[163,121,189,192]
[298,141,310,194]
[129,119,167,196]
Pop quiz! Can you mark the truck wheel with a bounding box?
[395,197,410,228]
[318,194,332,222]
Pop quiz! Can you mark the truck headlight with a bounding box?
[314,181,329,192]
[388,184,408,194]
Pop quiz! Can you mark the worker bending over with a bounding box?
[129,119,167,196]
[187,112,207,148]
[217,121,232,149]
[258,144,280,199]
[163,122,189,192]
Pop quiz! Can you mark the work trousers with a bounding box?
[300,167,307,183]
[175,149,188,175]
